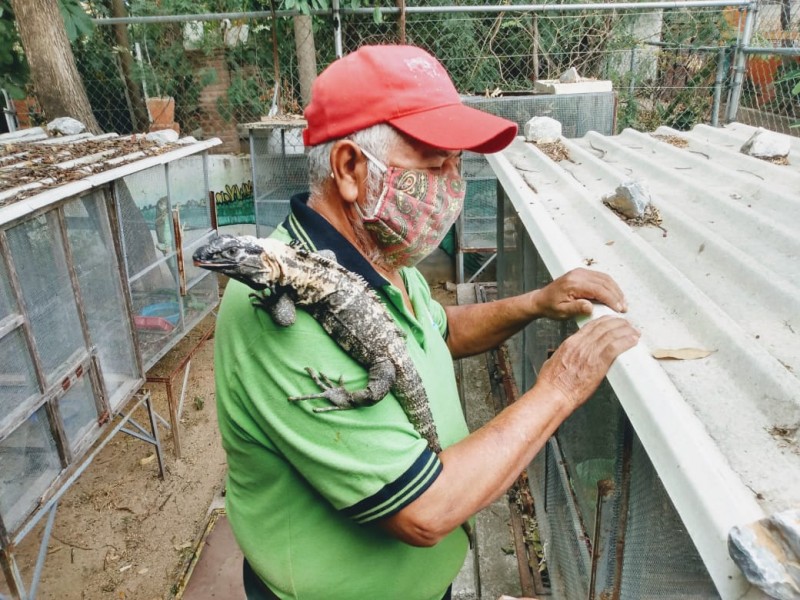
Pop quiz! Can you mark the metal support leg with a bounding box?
[145,394,166,479]
[1,505,69,598]
[0,392,163,599]
[146,319,214,458]
[177,359,192,421]
[120,394,166,479]
[165,379,182,458]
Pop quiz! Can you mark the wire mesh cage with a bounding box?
[0,205,115,536]
[114,156,218,370]
[247,122,309,237]
[0,135,219,563]
[497,191,721,599]
[0,407,62,533]
[458,92,617,282]
[618,436,720,599]
[64,194,139,411]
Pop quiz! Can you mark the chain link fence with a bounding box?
[13,1,796,143]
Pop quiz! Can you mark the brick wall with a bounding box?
[191,49,241,154]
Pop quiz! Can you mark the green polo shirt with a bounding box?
[215,195,470,600]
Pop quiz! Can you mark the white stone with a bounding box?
[740,128,791,159]
[146,129,180,146]
[46,117,85,136]
[183,21,204,51]
[533,78,613,95]
[224,23,249,47]
[559,67,580,83]
[603,180,652,219]
[523,116,562,143]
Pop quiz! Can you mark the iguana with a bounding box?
[193,234,443,454]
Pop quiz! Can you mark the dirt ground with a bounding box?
[7,313,227,600]
[5,277,457,600]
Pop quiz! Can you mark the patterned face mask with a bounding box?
[357,147,466,268]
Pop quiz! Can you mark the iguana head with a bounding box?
[193,235,280,291]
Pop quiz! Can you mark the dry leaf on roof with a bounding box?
[605,202,665,235]
[534,139,571,162]
[651,347,716,360]
[762,155,790,166]
[651,134,688,148]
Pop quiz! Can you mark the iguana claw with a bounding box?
[289,367,357,411]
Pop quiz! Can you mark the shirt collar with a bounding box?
[282,193,387,289]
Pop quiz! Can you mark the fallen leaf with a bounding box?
[119,564,132,573]
[652,348,716,360]
[140,454,155,466]
[137,568,149,575]
[174,542,192,551]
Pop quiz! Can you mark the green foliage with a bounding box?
[126,0,233,132]
[1,0,95,100]
[217,71,272,122]
[0,0,27,98]
[402,13,504,92]
[661,7,732,47]
[771,63,800,126]
[73,17,134,132]
[60,0,94,42]
[284,0,331,15]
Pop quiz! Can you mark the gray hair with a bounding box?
[306,123,402,199]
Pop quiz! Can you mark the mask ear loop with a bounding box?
[358,147,387,173]
[354,146,389,221]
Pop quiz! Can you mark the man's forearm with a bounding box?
[382,316,640,547]
[380,379,571,546]
[444,291,541,359]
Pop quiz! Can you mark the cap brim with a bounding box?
[388,103,518,154]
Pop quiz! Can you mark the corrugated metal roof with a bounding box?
[0,127,221,227]
[489,122,799,598]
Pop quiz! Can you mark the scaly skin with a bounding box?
[193,235,442,454]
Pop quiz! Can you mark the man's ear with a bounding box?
[329,140,367,204]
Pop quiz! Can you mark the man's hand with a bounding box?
[537,315,640,412]
[532,268,627,320]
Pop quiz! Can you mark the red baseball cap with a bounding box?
[303,45,518,154]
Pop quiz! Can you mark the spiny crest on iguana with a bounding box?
[193,234,443,454]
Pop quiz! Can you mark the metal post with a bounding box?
[628,47,637,98]
[332,0,343,58]
[711,46,726,127]
[27,504,58,599]
[726,3,757,123]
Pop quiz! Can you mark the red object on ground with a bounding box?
[134,315,175,332]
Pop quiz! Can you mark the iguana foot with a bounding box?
[288,367,359,411]
[249,291,296,327]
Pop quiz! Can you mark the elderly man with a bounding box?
[214,45,639,600]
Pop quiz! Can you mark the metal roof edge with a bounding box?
[0,137,222,229]
[487,148,767,600]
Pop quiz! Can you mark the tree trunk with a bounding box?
[10,0,101,133]
[110,0,149,132]
[293,15,317,109]
[396,0,406,45]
